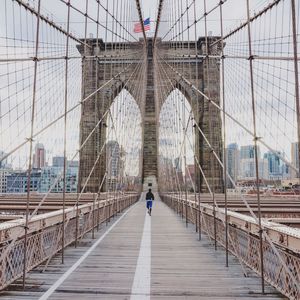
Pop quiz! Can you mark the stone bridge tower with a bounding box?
[77,38,224,193]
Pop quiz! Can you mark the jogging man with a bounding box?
[146,188,154,216]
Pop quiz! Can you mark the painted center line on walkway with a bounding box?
[130,210,151,300]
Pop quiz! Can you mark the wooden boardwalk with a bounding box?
[0,195,286,299]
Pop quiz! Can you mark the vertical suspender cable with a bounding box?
[219,0,229,268]
[203,0,217,251]
[103,0,109,224]
[192,0,201,240]
[23,0,41,289]
[76,0,89,248]
[62,0,71,263]
[246,0,265,294]
[92,0,101,240]
[291,0,300,178]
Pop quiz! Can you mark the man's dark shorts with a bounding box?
[146,200,153,209]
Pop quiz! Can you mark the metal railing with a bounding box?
[0,193,139,290]
[161,193,300,299]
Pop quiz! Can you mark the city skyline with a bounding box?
[226,142,295,186]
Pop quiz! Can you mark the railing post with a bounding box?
[97,200,100,231]
[195,192,198,233]
[92,194,96,239]
[198,181,202,241]
[106,198,109,226]
[75,201,79,248]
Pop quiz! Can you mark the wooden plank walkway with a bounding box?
[0,195,286,299]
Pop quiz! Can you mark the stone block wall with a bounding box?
[77,37,224,193]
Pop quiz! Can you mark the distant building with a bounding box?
[68,160,79,168]
[0,151,11,169]
[282,163,291,180]
[7,169,41,193]
[174,157,182,172]
[106,141,120,178]
[0,169,11,193]
[226,143,239,187]
[52,156,64,168]
[239,158,268,180]
[240,145,260,160]
[4,154,79,193]
[33,143,46,169]
[106,141,124,191]
[52,156,78,169]
[0,151,7,169]
[259,158,269,179]
[238,145,268,180]
[264,151,282,179]
[0,151,11,193]
[291,142,299,178]
[239,158,255,178]
[39,165,78,193]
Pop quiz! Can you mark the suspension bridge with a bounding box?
[0,0,300,299]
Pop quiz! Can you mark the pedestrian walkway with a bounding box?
[0,195,285,299]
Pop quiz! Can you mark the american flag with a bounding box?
[134,18,150,33]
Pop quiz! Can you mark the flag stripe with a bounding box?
[133,18,150,33]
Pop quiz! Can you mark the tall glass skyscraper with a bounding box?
[226,143,239,187]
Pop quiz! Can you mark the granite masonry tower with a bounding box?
[77,38,224,193]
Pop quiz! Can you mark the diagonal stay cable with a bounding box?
[156,55,249,275]
[192,115,300,291]
[157,53,299,175]
[14,0,91,49]
[0,58,145,266]
[135,0,147,43]
[0,57,143,164]
[153,0,165,44]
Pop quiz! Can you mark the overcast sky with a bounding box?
[0,0,298,173]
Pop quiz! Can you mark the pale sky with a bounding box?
[0,0,298,173]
